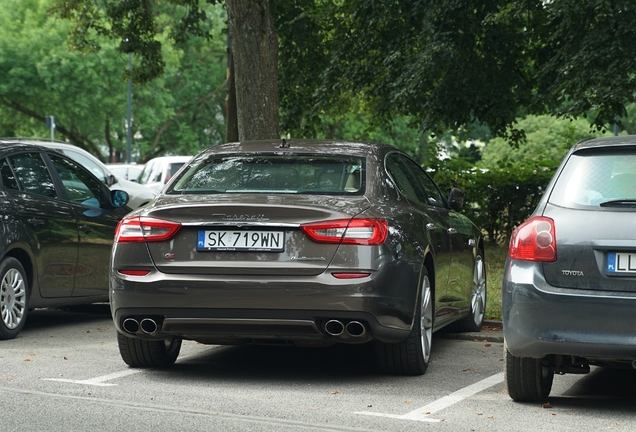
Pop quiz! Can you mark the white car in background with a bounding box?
[137,155,192,191]
[107,163,144,182]
[4,139,157,209]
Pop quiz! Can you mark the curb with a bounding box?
[438,320,504,343]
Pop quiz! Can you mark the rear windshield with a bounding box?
[550,148,636,208]
[168,154,364,195]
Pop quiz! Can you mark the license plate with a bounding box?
[607,252,636,273]
[197,230,284,252]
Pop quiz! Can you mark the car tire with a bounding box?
[505,345,554,402]
[375,268,433,376]
[452,250,486,333]
[117,331,182,368]
[0,257,28,340]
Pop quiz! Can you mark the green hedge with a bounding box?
[431,159,559,244]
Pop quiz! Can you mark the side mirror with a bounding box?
[448,187,464,211]
[111,189,129,208]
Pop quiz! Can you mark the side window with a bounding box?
[385,154,426,204]
[7,153,57,197]
[401,157,446,208]
[49,154,104,208]
[62,150,106,181]
[150,163,163,183]
[0,158,19,190]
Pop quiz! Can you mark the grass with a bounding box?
[485,242,508,321]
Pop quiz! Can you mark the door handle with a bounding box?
[447,227,457,235]
[27,218,44,226]
[79,224,93,234]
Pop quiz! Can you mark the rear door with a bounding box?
[542,148,636,292]
[1,153,79,298]
[384,154,453,313]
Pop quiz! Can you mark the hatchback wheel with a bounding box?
[117,331,182,368]
[505,345,554,402]
[0,257,28,340]
[375,268,433,375]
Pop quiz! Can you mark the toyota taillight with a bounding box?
[114,216,182,243]
[300,219,388,245]
[508,216,557,262]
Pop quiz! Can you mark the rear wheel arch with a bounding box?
[4,247,34,296]
[423,252,436,307]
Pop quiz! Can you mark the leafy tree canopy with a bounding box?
[0,0,227,162]
[278,0,636,143]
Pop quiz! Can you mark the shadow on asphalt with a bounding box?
[21,303,112,333]
[157,334,460,383]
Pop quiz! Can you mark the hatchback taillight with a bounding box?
[114,216,182,243]
[300,219,388,245]
[508,216,557,262]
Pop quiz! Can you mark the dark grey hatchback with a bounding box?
[110,140,486,374]
[0,141,130,339]
[504,135,636,401]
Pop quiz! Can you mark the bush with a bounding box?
[431,157,559,244]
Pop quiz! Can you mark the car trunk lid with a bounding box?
[542,204,636,292]
[144,194,371,276]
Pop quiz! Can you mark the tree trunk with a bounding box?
[225,38,239,143]
[226,0,279,141]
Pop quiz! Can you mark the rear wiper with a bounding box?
[599,199,636,207]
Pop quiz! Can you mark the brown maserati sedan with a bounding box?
[110,139,486,374]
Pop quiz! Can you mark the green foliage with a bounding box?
[480,114,608,166]
[432,157,559,243]
[277,0,636,143]
[0,0,227,162]
[51,0,220,84]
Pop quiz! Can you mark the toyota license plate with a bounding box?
[607,252,636,273]
[197,230,284,252]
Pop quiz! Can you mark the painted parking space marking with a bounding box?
[354,372,504,422]
[43,369,140,387]
[42,347,212,387]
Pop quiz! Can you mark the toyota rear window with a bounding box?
[549,149,636,208]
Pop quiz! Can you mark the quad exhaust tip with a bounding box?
[122,318,139,334]
[122,317,160,335]
[324,319,366,337]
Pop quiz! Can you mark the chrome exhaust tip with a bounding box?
[122,318,139,334]
[345,321,366,337]
[140,318,159,335]
[325,320,344,336]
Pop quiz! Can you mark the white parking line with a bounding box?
[41,348,210,387]
[354,372,504,422]
[43,369,140,387]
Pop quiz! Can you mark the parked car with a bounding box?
[137,156,192,191]
[1,139,156,209]
[110,139,486,372]
[503,135,636,402]
[107,163,144,182]
[0,142,129,340]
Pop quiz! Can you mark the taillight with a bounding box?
[114,216,181,243]
[300,219,388,245]
[508,216,557,262]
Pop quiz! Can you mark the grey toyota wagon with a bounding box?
[504,135,636,401]
[110,139,486,374]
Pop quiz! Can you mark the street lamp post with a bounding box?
[126,52,132,164]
